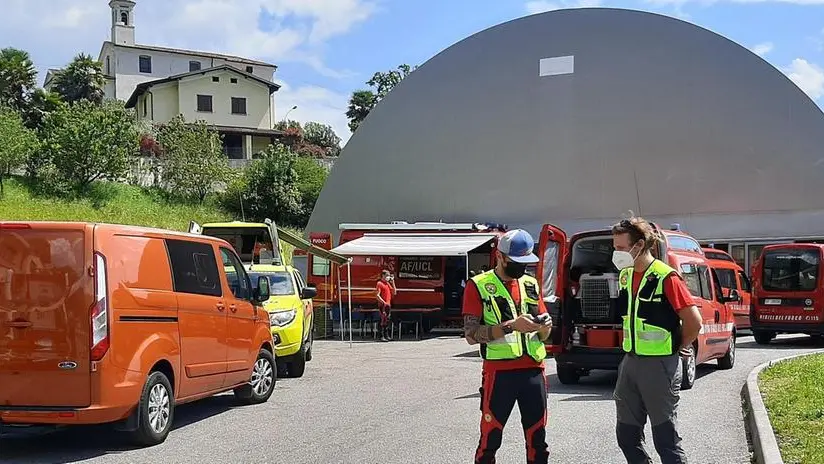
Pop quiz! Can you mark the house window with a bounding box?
[106,56,111,75]
[142,98,147,117]
[138,55,152,74]
[212,76,220,83]
[197,94,213,112]
[189,61,201,72]
[245,66,254,73]
[230,78,238,84]
[231,97,247,115]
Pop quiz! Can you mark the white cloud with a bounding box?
[525,0,602,14]
[782,59,824,100]
[750,42,774,57]
[645,0,824,5]
[275,81,353,143]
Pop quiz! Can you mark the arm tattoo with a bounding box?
[464,315,494,344]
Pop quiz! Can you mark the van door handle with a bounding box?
[216,303,226,312]
[229,304,237,313]
[8,320,32,329]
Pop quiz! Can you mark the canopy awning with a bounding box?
[330,233,498,257]
[277,227,349,264]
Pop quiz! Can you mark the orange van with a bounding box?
[537,224,737,389]
[702,248,752,331]
[0,222,276,446]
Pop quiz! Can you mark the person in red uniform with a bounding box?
[375,270,397,342]
[463,229,553,464]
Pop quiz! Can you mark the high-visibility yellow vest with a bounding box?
[472,270,547,362]
[619,259,683,356]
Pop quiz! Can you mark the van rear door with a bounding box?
[536,224,568,352]
[756,246,824,325]
[0,222,93,408]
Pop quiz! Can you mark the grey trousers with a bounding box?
[613,353,687,464]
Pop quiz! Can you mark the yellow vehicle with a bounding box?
[189,219,318,377]
[248,267,317,377]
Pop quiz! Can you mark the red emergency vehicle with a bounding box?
[537,223,737,389]
[750,243,824,344]
[305,222,508,331]
[703,248,752,331]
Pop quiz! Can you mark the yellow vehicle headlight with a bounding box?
[269,309,297,327]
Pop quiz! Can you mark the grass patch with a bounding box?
[759,353,824,464]
[0,177,299,264]
[0,177,232,232]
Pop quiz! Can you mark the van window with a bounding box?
[668,236,702,254]
[679,264,702,298]
[312,257,330,277]
[710,268,725,302]
[715,268,738,291]
[219,247,251,300]
[166,239,222,297]
[738,271,751,292]
[697,265,713,300]
[705,250,735,262]
[201,227,275,265]
[762,248,819,292]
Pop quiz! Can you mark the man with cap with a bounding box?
[463,229,553,464]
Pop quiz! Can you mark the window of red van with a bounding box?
[761,248,820,292]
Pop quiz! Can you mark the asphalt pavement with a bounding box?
[1,333,820,464]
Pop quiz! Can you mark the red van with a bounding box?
[537,224,737,389]
[750,243,824,344]
[703,248,752,331]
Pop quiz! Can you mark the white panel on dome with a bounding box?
[539,55,574,76]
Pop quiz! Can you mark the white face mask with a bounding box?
[612,244,640,270]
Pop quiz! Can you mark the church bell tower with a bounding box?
[110,0,136,45]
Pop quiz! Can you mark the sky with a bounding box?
[0,0,822,145]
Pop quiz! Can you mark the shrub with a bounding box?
[155,115,229,203]
[40,99,138,193]
[0,106,38,195]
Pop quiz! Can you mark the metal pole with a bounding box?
[337,264,344,342]
[347,261,353,348]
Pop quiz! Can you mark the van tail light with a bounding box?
[90,253,110,362]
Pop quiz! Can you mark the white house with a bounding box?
[47,0,283,161]
[125,64,282,160]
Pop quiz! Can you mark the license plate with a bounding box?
[764,299,782,305]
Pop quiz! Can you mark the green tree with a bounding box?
[21,88,64,132]
[41,100,138,192]
[346,90,377,133]
[0,48,37,113]
[235,143,303,225]
[52,53,106,105]
[292,156,328,226]
[346,64,417,133]
[303,122,341,156]
[0,107,38,194]
[155,115,228,203]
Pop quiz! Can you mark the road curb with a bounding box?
[742,349,824,464]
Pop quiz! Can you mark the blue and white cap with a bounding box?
[497,229,539,264]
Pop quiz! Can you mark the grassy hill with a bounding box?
[0,177,231,231]
[0,177,297,262]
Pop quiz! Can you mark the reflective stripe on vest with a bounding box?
[471,270,547,362]
[620,260,678,356]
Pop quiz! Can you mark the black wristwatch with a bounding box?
[502,322,514,334]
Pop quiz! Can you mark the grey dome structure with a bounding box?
[307,8,824,247]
